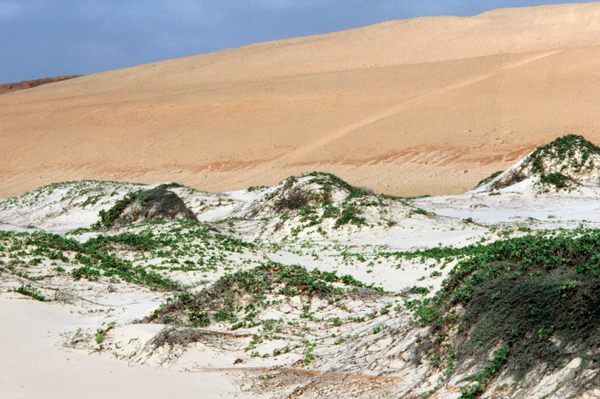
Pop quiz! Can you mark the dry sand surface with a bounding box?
[2,2,600,196]
[0,297,256,399]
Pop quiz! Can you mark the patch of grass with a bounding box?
[489,135,600,190]
[307,172,370,197]
[303,340,316,365]
[98,194,134,228]
[322,203,340,219]
[540,172,571,190]
[13,284,48,302]
[12,230,178,290]
[95,321,116,345]
[188,309,211,327]
[459,345,509,398]
[335,204,366,228]
[411,207,432,217]
[475,171,503,188]
[247,185,267,192]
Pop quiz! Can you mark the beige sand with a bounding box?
[2,2,600,196]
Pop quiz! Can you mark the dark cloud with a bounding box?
[0,0,596,82]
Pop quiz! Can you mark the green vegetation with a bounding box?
[334,203,366,228]
[539,172,571,190]
[147,261,376,328]
[72,254,176,289]
[97,184,195,228]
[0,180,138,211]
[408,228,600,393]
[188,309,211,327]
[475,171,503,188]
[306,171,371,197]
[529,134,600,174]
[0,216,262,291]
[410,207,432,217]
[459,345,509,398]
[95,321,116,345]
[13,284,48,302]
[267,172,379,234]
[6,168,600,395]
[98,194,133,228]
[273,186,312,212]
[247,185,268,192]
[0,229,177,290]
[487,135,600,190]
[303,340,316,365]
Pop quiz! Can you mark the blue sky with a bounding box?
[0,0,596,82]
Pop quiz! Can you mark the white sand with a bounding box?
[0,296,257,399]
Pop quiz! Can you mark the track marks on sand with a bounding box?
[276,50,563,164]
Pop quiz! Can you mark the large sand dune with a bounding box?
[2,2,600,196]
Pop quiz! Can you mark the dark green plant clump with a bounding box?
[334,204,367,228]
[13,284,48,302]
[247,185,268,192]
[274,187,312,211]
[410,229,600,396]
[539,172,571,190]
[306,172,372,198]
[98,195,133,228]
[459,346,509,398]
[97,184,196,228]
[475,171,503,189]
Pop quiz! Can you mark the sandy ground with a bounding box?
[0,296,256,399]
[1,163,600,398]
[2,2,600,197]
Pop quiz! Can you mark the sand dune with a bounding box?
[2,2,600,196]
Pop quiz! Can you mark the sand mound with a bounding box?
[98,184,197,228]
[248,172,368,216]
[476,135,600,193]
[240,172,432,240]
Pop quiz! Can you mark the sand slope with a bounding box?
[2,2,600,196]
[0,297,255,399]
